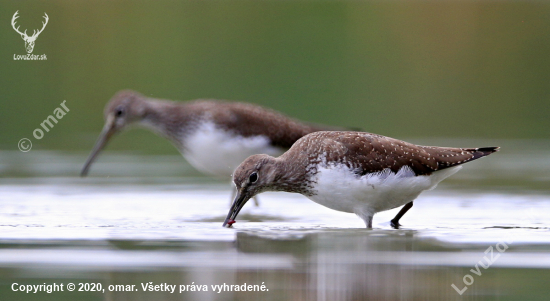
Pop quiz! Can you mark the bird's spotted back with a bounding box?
[284,131,499,177]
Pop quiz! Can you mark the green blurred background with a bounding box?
[1,0,549,154]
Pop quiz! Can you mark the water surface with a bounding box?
[0,140,549,300]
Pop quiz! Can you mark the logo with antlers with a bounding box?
[11,11,49,54]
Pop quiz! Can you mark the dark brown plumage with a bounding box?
[224,131,499,228]
[83,90,347,207]
[82,90,346,184]
[99,90,342,154]
[283,131,499,177]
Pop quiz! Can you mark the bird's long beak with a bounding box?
[223,189,251,228]
[80,116,116,177]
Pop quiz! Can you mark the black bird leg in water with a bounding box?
[390,201,413,229]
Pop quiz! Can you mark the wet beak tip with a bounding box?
[223,219,236,228]
[80,123,116,178]
[80,165,91,177]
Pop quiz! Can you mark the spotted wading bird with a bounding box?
[223,131,499,228]
[81,90,344,205]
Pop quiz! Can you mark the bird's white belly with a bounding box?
[308,164,462,215]
[182,122,284,178]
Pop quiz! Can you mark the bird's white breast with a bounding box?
[181,121,284,177]
[308,163,462,215]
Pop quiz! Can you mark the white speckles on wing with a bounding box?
[240,131,498,227]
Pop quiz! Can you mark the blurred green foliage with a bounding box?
[1,0,549,153]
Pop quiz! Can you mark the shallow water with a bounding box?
[1,140,549,300]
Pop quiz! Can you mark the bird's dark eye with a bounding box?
[249,172,258,183]
[115,107,124,117]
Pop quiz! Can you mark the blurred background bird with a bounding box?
[80,90,345,205]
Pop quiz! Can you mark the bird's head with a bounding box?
[80,90,147,176]
[223,154,279,227]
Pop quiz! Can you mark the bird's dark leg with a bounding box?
[391,202,413,229]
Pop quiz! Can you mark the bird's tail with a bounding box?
[471,147,500,159]
[423,146,499,170]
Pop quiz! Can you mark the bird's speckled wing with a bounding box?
[198,101,342,149]
[289,131,498,176]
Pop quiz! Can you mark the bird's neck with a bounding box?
[270,157,312,195]
[137,99,193,148]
